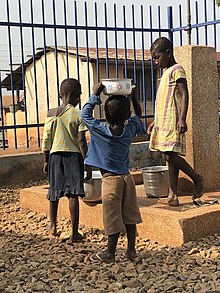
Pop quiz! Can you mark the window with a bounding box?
[127,66,157,116]
[127,67,157,102]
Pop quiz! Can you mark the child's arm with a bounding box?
[129,86,142,117]
[42,113,53,174]
[78,131,92,180]
[147,121,154,134]
[177,78,189,133]
[81,84,104,128]
[43,151,49,173]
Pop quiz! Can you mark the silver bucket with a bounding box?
[141,166,169,198]
[83,171,102,202]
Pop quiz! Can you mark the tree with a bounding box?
[216,0,220,7]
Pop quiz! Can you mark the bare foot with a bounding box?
[123,250,138,260]
[45,225,59,236]
[158,197,180,206]
[69,231,84,243]
[193,175,204,199]
[90,252,115,263]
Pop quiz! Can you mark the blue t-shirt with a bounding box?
[81,95,143,174]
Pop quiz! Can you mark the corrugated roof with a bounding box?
[1,49,51,91]
[54,46,152,62]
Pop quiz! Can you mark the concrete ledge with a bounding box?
[20,185,220,246]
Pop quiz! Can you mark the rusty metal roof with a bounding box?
[55,46,152,62]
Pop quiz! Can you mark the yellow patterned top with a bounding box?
[42,103,87,154]
[149,64,186,156]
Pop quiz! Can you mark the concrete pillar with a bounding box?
[174,45,220,192]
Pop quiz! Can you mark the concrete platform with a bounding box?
[19,185,220,246]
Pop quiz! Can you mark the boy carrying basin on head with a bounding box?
[81,82,143,263]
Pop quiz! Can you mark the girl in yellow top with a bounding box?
[42,78,91,241]
[147,37,203,206]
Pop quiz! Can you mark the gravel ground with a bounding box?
[0,182,220,293]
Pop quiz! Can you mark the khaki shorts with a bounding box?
[102,174,142,236]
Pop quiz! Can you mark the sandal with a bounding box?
[193,176,204,200]
[90,252,115,263]
[67,231,84,243]
[121,251,138,261]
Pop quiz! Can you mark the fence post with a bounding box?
[186,0,192,45]
[167,6,173,44]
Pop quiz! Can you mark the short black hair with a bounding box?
[150,37,173,53]
[60,78,81,97]
[104,95,130,124]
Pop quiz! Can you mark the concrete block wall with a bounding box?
[0,142,164,187]
[0,152,47,186]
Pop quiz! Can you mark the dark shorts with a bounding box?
[47,152,85,201]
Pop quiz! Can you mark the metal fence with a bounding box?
[0,0,219,150]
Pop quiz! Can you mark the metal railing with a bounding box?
[0,0,219,150]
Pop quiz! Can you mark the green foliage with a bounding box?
[216,0,220,7]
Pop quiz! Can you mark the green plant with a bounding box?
[216,0,220,7]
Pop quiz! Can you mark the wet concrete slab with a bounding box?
[20,184,220,246]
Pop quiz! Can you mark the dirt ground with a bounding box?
[1,181,220,293]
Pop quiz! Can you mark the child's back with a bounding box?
[42,78,91,243]
[43,103,84,154]
[82,94,142,176]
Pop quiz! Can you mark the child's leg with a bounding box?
[122,175,142,257]
[90,233,119,263]
[90,175,125,263]
[125,224,137,259]
[160,153,180,205]
[106,233,120,258]
[48,200,59,235]
[165,152,203,200]
[68,195,82,242]
[168,161,179,197]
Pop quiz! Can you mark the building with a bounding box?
[1,47,154,148]
[1,46,220,149]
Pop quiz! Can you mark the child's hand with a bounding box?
[177,119,187,133]
[129,83,137,97]
[84,165,92,180]
[147,121,154,134]
[43,162,48,174]
[93,83,105,97]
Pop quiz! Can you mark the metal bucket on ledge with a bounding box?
[141,166,169,198]
[83,170,102,202]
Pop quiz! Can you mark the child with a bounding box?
[147,37,204,206]
[81,84,143,263]
[42,78,91,242]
